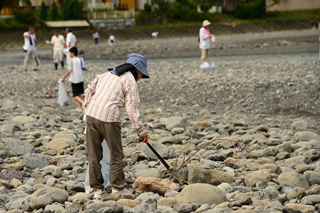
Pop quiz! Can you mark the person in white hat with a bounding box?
[199,20,212,65]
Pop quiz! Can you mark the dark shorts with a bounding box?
[71,82,84,97]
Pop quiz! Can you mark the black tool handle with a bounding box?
[146,143,170,170]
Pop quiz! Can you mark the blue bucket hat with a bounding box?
[126,53,149,78]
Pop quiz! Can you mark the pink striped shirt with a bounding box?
[84,72,146,135]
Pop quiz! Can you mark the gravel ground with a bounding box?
[45,29,319,60]
[0,29,320,213]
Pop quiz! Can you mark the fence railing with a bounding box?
[87,2,114,10]
[87,10,135,20]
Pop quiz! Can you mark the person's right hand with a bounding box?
[209,35,212,38]
[139,133,148,143]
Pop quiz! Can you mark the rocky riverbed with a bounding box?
[38,29,320,60]
[0,59,320,213]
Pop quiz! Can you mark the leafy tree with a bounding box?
[40,1,47,20]
[151,0,171,13]
[51,1,58,20]
[144,3,152,12]
[73,0,82,19]
[57,0,64,7]
[0,0,4,12]
[62,0,68,20]
[235,0,266,19]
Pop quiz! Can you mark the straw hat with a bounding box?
[202,20,211,27]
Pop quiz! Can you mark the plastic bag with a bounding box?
[58,81,70,106]
[211,35,216,42]
[85,139,110,194]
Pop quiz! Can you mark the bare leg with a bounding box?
[74,94,83,109]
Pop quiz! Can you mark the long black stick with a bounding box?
[146,142,170,170]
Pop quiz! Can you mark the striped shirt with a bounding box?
[84,71,146,135]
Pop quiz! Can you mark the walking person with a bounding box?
[66,28,77,65]
[23,26,39,71]
[60,47,88,112]
[199,20,212,65]
[84,53,150,199]
[48,29,66,70]
[93,31,100,45]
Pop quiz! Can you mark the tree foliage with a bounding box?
[151,0,171,13]
[62,0,68,19]
[51,1,58,20]
[144,3,152,13]
[73,0,82,19]
[235,0,266,19]
[40,1,47,20]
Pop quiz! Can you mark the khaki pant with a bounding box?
[201,49,209,65]
[23,50,37,70]
[53,50,64,63]
[86,115,125,191]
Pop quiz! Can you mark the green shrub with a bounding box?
[13,8,37,24]
[235,0,266,19]
[51,1,58,20]
[144,3,152,12]
[40,1,47,20]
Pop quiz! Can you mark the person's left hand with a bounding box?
[139,133,148,143]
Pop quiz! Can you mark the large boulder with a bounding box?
[22,153,51,169]
[133,177,178,195]
[165,117,191,130]
[4,139,35,155]
[245,170,271,187]
[29,187,69,209]
[177,183,227,205]
[188,163,234,185]
[278,172,310,190]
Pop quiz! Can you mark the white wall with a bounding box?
[267,0,320,11]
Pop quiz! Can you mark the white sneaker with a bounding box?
[112,188,133,195]
[73,108,82,113]
[93,189,103,199]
